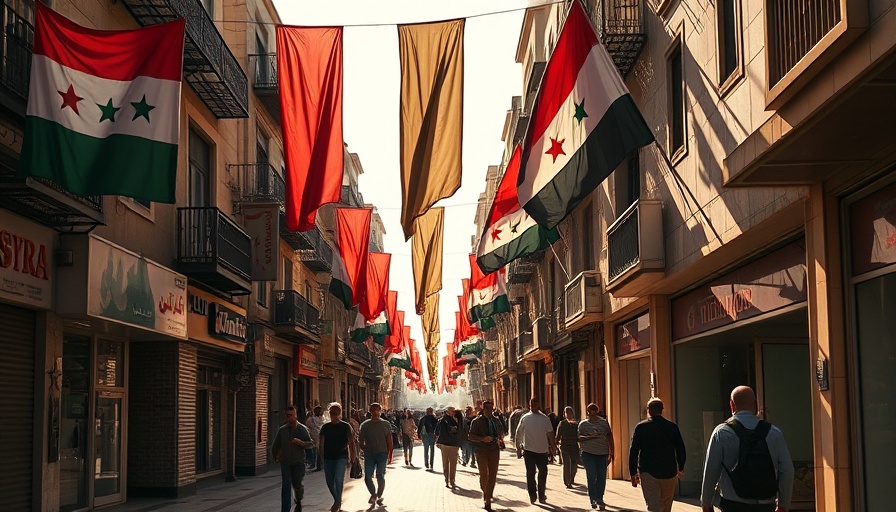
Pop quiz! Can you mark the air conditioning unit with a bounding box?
[564,270,603,326]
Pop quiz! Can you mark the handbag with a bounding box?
[349,458,362,479]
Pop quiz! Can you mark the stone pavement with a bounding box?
[107,447,702,512]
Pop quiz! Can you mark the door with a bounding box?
[60,335,90,511]
[93,392,124,506]
[620,356,651,481]
[757,340,814,507]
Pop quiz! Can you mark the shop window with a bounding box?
[256,280,268,308]
[196,366,222,473]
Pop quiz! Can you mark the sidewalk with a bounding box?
[106,447,702,512]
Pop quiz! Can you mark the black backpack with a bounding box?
[723,418,778,500]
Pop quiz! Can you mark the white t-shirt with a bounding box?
[515,411,554,454]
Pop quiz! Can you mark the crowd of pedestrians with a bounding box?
[272,385,793,512]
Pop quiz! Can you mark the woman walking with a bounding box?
[556,406,580,488]
[319,403,357,512]
[400,409,418,466]
[579,403,614,510]
[435,406,463,488]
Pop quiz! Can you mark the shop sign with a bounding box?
[671,241,807,340]
[849,181,896,276]
[0,210,53,309]
[87,236,187,338]
[616,312,650,357]
[187,286,248,346]
[296,345,319,377]
[242,204,279,281]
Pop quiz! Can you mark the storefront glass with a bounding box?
[196,365,223,472]
[61,335,90,512]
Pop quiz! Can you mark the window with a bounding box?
[717,0,742,89]
[667,38,685,158]
[614,149,641,216]
[189,129,211,207]
[256,281,268,308]
[582,205,595,271]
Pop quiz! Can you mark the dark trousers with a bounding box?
[523,450,549,500]
[719,498,776,512]
[280,462,305,512]
[474,448,500,503]
[561,447,580,486]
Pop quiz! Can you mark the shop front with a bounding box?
[56,234,188,505]
[614,310,652,478]
[0,209,54,511]
[671,241,813,506]
[295,344,319,416]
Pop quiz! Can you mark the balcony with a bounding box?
[0,176,105,230]
[279,210,316,251]
[564,270,603,330]
[176,207,251,294]
[297,227,333,273]
[606,199,664,297]
[340,185,364,207]
[346,339,371,364]
[586,0,647,78]
[273,289,321,343]
[233,163,285,204]
[249,53,279,121]
[118,0,248,118]
[0,0,32,117]
[507,257,537,284]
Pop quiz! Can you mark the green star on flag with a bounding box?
[97,98,120,123]
[131,95,155,122]
[573,98,588,123]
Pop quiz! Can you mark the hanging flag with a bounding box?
[517,1,654,229]
[421,293,440,386]
[384,310,406,356]
[19,4,184,202]
[468,254,510,324]
[476,145,560,274]
[277,25,344,231]
[398,20,464,240]
[408,335,423,377]
[328,208,371,309]
[411,207,444,315]
[350,252,391,343]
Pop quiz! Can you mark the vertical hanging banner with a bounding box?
[411,207,445,315]
[277,25,344,231]
[19,3,185,202]
[242,204,280,281]
[421,293,441,386]
[397,19,464,240]
[517,1,654,229]
[350,252,391,343]
[328,207,371,309]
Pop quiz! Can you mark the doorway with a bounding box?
[619,356,651,481]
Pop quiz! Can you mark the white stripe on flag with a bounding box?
[27,55,180,144]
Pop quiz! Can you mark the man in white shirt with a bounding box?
[515,397,558,504]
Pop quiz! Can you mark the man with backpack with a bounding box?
[701,386,794,512]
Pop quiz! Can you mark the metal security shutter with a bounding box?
[0,305,35,511]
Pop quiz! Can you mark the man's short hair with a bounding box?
[369,402,382,410]
[285,405,297,412]
[328,402,342,411]
[647,397,664,414]
[482,399,494,406]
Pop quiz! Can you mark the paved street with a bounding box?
[108,447,702,512]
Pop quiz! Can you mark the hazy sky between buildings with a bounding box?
[272,0,547,388]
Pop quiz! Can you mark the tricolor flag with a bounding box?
[277,26,344,231]
[476,145,559,275]
[517,1,654,229]
[20,4,185,202]
[467,254,510,325]
[328,208,371,309]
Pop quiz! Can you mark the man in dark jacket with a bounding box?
[417,407,439,470]
[629,398,686,512]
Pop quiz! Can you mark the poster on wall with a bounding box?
[87,236,187,339]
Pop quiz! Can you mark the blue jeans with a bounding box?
[422,434,435,468]
[280,462,305,512]
[323,458,348,506]
[462,441,477,466]
[306,447,318,469]
[364,452,387,496]
[582,452,609,506]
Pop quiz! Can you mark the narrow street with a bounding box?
[108,447,701,512]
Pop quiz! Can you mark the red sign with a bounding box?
[849,181,896,276]
[296,345,319,377]
[671,241,807,340]
[616,312,650,357]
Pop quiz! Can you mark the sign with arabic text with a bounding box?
[187,286,248,348]
[87,236,187,338]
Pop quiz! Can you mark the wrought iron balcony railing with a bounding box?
[273,289,321,334]
[767,0,840,87]
[118,0,248,118]
[233,163,285,204]
[176,207,251,293]
[346,338,371,363]
[0,0,32,113]
[606,199,664,296]
[297,227,333,273]
[585,0,646,78]
[340,185,364,207]
[564,270,602,327]
[507,258,537,284]
[249,53,280,120]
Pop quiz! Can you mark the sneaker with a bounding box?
[591,502,597,510]
[376,498,384,506]
[368,495,377,505]
[599,504,607,511]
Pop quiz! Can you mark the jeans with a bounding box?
[561,446,580,486]
[280,462,305,512]
[401,434,413,462]
[582,452,609,506]
[363,452,387,497]
[422,434,435,468]
[323,458,348,506]
[462,441,477,466]
[439,445,459,485]
[306,447,318,469]
[523,450,549,500]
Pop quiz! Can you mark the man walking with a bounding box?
[306,406,324,471]
[272,405,313,512]
[701,386,794,512]
[461,406,478,468]
[418,406,438,470]
[629,398,687,512]
[358,402,393,507]
[508,405,524,445]
[515,397,557,504]
[468,399,505,511]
